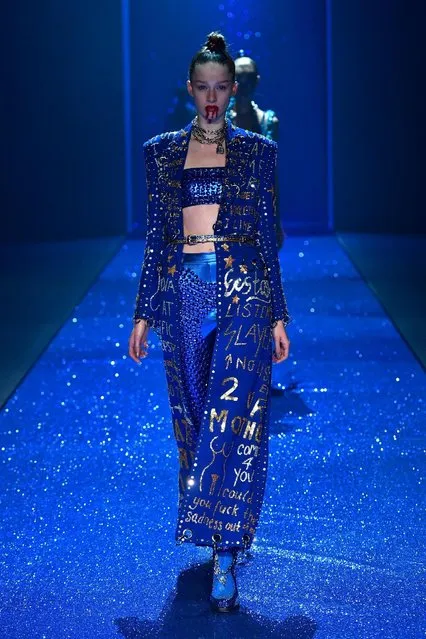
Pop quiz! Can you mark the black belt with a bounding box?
[168,234,258,246]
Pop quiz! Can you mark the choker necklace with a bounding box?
[191,117,226,154]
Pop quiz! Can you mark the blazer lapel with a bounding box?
[169,123,191,168]
[160,123,190,224]
[223,119,252,201]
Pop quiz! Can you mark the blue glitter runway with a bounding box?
[0,236,424,639]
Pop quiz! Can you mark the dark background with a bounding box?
[332,0,424,234]
[1,0,424,242]
[0,1,125,241]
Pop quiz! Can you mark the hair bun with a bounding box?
[205,31,227,54]
[189,31,235,81]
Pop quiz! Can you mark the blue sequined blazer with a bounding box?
[133,118,291,332]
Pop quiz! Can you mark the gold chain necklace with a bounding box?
[191,117,226,154]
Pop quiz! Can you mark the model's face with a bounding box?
[235,60,259,98]
[187,62,237,124]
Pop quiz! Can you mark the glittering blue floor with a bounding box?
[1,236,424,639]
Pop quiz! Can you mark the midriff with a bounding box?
[182,204,219,253]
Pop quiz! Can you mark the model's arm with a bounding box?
[257,141,291,328]
[133,141,166,324]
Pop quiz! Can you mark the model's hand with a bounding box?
[129,320,150,363]
[272,321,290,364]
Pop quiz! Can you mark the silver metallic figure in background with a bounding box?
[228,51,284,248]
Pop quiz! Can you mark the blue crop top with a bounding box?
[182,166,225,208]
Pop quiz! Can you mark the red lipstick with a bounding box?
[205,105,219,123]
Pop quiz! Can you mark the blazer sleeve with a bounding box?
[133,141,166,324]
[257,141,292,328]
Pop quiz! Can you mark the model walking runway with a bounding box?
[0,236,423,638]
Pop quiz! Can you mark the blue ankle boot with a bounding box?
[210,548,240,612]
